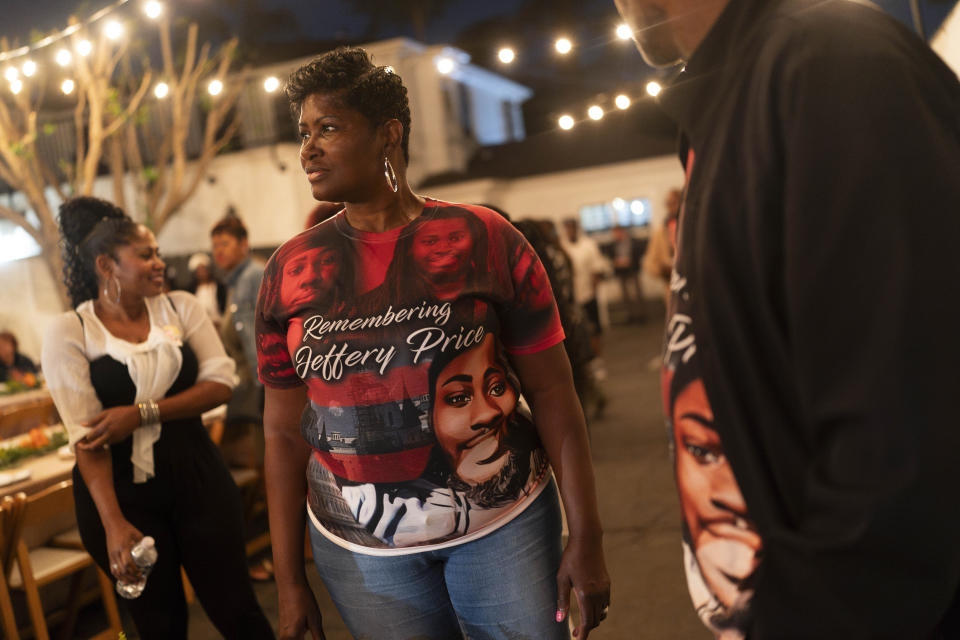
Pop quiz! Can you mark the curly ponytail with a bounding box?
[58,197,140,308]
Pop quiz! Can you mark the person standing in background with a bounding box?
[615,0,960,636]
[642,188,681,312]
[186,252,225,326]
[210,214,265,469]
[607,225,646,323]
[561,218,609,378]
[42,196,273,639]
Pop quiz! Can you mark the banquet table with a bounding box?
[0,405,226,500]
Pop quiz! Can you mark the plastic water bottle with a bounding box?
[115,536,158,599]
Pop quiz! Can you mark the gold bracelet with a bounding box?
[137,400,160,426]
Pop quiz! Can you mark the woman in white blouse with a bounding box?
[41,197,274,639]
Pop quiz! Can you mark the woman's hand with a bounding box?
[277,580,325,640]
[77,406,142,450]
[556,533,611,639]
[104,518,144,585]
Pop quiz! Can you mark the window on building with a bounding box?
[579,197,652,233]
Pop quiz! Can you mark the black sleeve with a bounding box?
[751,22,960,638]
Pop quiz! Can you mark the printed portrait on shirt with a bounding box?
[428,332,546,508]
[256,203,563,552]
[257,229,357,382]
[259,229,356,320]
[374,207,490,305]
[663,270,761,639]
[300,330,546,549]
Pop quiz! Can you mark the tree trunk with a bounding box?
[39,237,70,310]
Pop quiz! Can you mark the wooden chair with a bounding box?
[8,480,122,640]
[0,492,27,640]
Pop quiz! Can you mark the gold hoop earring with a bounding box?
[384,157,399,193]
[104,276,122,305]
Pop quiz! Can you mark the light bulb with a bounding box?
[145,1,164,19]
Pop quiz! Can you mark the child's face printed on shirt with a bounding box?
[673,378,761,611]
[279,246,339,309]
[432,334,516,485]
[411,218,474,283]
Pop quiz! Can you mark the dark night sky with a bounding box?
[1,0,956,135]
[3,1,955,51]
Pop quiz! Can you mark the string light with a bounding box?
[0,0,661,136]
[435,57,455,74]
[104,20,125,40]
[144,1,163,19]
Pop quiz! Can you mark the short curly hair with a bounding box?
[285,47,412,163]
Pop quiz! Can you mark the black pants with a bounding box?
[73,422,274,640]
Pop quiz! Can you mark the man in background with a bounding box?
[606,225,647,323]
[561,218,609,367]
[615,0,960,636]
[211,214,264,470]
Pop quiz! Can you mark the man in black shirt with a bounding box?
[614,0,960,637]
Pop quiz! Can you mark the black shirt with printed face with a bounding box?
[658,0,960,636]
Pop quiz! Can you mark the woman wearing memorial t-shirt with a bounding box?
[41,197,274,640]
[257,47,609,640]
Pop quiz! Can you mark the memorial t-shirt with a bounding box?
[255,199,565,555]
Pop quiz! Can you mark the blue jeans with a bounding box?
[309,480,569,640]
